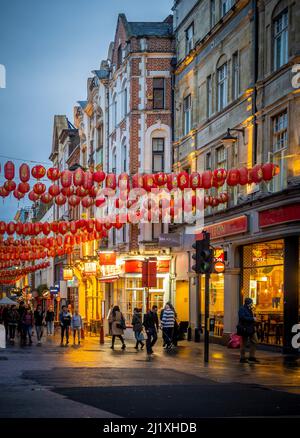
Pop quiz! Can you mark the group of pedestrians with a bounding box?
[0,302,55,346]
[108,302,178,356]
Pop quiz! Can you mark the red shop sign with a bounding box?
[99,253,117,266]
[199,215,248,241]
[142,258,157,288]
[259,203,300,228]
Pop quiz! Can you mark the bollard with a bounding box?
[99,323,105,344]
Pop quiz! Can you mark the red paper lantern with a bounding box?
[0,221,6,235]
[41,223,50,236]
[154,172,167,186]
[227,169,240,186]
[50,222,59,233]
[262,163,275,181]
[81,196,94,208]
[212,168,227,188]
[0,187,9,198]
[41,193,53,204]
[201,171,213,189]
[61,186,75,197]
[219,192,229,203]
[33,182,46,195]
[73,168,85,186]
[204,195,213,207]
[89,186,98,198]
[211,197,220,207]
[49,184,60,197]
[4,161,15,180]
[15,223,24,235]
[177,171,190,190]
[33,223,42,236]
[189,172,201,190]
[4,180,16,192]
[106,173,117,190]
[238,167,249,185]
[76,186,88,197]
[28,191,40,202]
[18,182,30,194]
[68,195,80,207]
[55,194,67,206]
[13,190,25,200]
[47,167,60,181]
[167,173,179,191]
[143,174,156,192]
[118,173,130,190]
[83,171,93,190]
[70,222,77,234]
[31,165,46,179]
[132,174,143,188]
[58,222,68,235]
[93,170,106,183]
[19,163,30,182]
[86,219,94,233]
[250,164,263,183]
[6,222,16,235]
[60,170,73,188]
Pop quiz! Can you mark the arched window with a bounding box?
[272,1,289,71]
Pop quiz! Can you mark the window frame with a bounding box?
[207,75,213,117]
[183,94,192,136]
[217,63,228,112]
[232,51,240,100]
[152,138,165,173]
[185,23,194,54]
[273,9,288,71]
[153,78,165,110]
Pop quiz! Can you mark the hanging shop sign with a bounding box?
[84,262,97,276]
[99,252,117,266]
[125,259,169,274]
[259,203,300,228]
[142,258,157,288]
[63,267,74,281]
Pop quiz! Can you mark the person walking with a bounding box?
[7,305,19,345]
[45,306,55,335]
[21,307,34,346]
[143,305,159,356]
[109,305,126,350]
[132,308,144,350]
[17,301,26,337]
[71,310,83,345]
[59,305,72,346]
[2,305,10,341]
[34,305,45,345]
[161,303,175,349]
[237,297,259,363]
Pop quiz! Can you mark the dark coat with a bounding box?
[143,311,159,332]
[34,310,45,326]
[132,312,143,332]
[238,305,255,331]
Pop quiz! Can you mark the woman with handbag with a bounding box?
[109,305,126,350]
[132,308,144,350]
[237,297,259,363]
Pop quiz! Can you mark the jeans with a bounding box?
[8,324,17,340]
[61,325,69,343]
[146,328,157,354]
[163,327,174,347]
[73,328,81,343]
[22,325,32,345]
[47,321,54,335]
[134,331,144,348]
[35,325,43,342]
[240,332,258,359]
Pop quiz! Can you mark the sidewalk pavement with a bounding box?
[0,332,300,418]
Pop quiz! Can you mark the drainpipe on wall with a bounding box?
[252,0,259,165]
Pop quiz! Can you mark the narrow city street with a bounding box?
[1,334,300,418]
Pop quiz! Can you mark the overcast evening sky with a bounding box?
[0,0,173,222]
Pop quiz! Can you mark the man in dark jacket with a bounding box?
[143,305,159,355]
[238,297,259,363]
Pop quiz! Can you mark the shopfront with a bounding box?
[241,239,284,345]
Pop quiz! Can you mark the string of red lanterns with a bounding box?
[0,162,280,206]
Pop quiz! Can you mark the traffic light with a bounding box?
[192,234,214,274]
[191,240,202,274]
